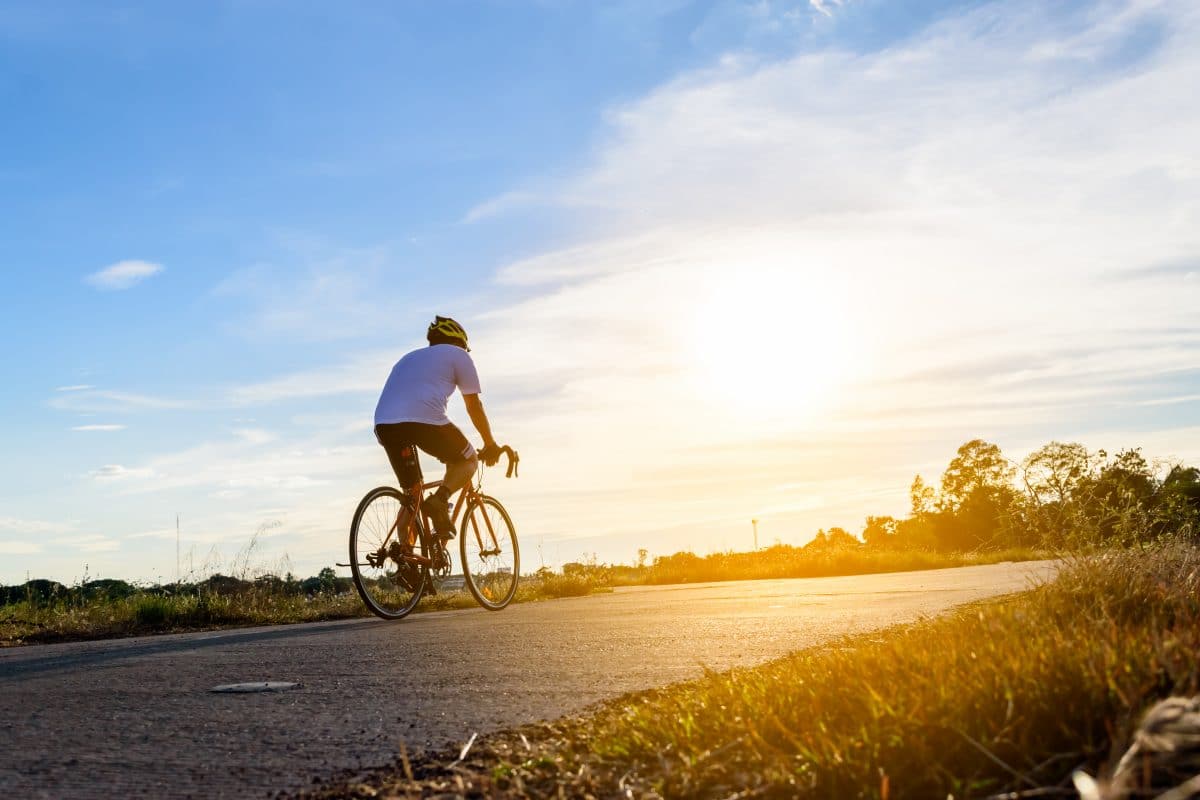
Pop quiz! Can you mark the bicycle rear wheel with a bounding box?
[459,494,519,610]
[349,486,428,620]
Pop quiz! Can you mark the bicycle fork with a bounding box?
[465,500,502,558]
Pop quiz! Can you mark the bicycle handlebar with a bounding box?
[499,445,519,478]
[482,444,519,478]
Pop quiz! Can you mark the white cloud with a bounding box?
[21,0,1200,582]
[89,464,155,481]
[71,424,126,432]
[809,0,844,18]
[459,0,1200,551]
[0,541,42,555]
[55,384,94,392]
[463,190,537,223]
[0,517,74,535]
[212,244,419,342]
[226,351,394,405]
[233,428,275,445]
[53,533,120,553]
[85,260,164,290]
[49,388,188,414]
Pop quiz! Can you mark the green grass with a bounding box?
[2,547,1034,646]
[0,588,368,645]
[0,571,613,646]
[299,541,1200,799]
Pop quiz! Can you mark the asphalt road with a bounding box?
[0,561,1056,799]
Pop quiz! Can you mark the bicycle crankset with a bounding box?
[430,541,453,576]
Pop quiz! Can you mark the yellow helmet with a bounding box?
[427,316,469,350]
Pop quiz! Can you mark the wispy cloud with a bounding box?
[455,0,1200,551]
[23,0,1200,581]
[462,190,537,223]
[89,464,155,481]
[49,388,188,414]
[85,259,164,290]
[52,533,120,553]
[0,517,74,535]
[809,0,844,19]
[211,243,418,342]
[0,541,42,555]
[233,428,275,445]
[71,424,126,432]
[226,351,393,405]
[55,384,94,392]
[1112,257,1200,282]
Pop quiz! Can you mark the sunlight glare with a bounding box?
[685,263,857,430]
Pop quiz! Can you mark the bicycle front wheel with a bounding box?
[459,494,519,610]
[349,486,428,620]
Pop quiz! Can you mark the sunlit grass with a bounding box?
[0,571,612,646]
[0,547,1044,646]
[639,545,1047,585]
[0,589,368,645]
[303,541,1200,799]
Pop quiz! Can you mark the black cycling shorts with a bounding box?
[375,422,477,485]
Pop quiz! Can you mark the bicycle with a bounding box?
[346,444,521,620]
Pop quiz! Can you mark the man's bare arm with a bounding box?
[462,393,496,449]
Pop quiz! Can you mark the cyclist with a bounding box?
[374,316,501,538]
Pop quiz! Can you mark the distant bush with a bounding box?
[133,595,172,627]
[530,570,597,599]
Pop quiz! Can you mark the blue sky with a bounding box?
[2,0,1199,583]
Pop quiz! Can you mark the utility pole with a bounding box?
[751,518,759,551]
[176,513,180,583]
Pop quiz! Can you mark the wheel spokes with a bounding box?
[352,490,426,617]
[461,497,518,609]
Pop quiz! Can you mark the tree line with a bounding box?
[0,568,351,607]
[818,439,1200,552]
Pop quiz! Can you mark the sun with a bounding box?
[683,264,857,428]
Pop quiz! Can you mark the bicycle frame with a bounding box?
[349,444,519,618]
[381,476,503,570]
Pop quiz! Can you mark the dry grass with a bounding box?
[0,571,613,646]
[0,589,367,645]
[0,547,1045,647]
[641,545,1047,585]
[298,541,1200,799]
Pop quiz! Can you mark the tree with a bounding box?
[1022,442,1093,506]
[1021,442,1095,545]
[861,515,898,548]
[317,567,337,593]
[1079,448,1158,544]
[910,475,936,517]
[1161,465,1200,509]
[826,527,860,548]
[940,439,1015,511]
[1157,465,1200,536]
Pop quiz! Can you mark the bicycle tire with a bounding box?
[349,486,428,620]
[459,494,519,610]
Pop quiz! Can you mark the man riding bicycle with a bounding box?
[374,316,501,538]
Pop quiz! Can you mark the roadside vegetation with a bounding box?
[300,539,1200,800]
[5,436,1197,646]
[0,570,610,646]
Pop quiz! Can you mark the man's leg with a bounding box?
[441,456,478,496]
[422,455,475,536]
[419,424,478,538]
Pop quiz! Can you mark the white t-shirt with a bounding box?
[374,344,482,427]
